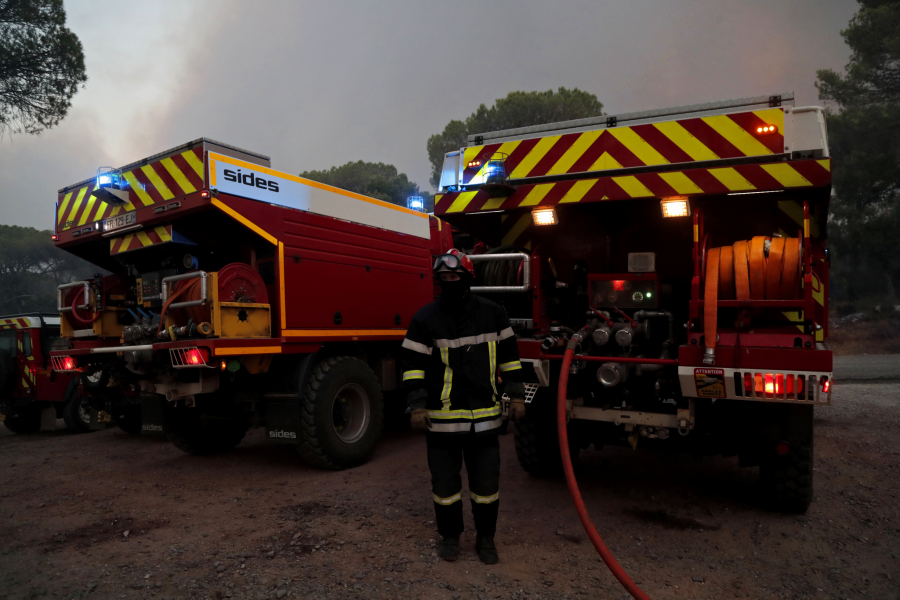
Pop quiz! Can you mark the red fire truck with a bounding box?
[50,139,444,466]
[0,314,86,433]
[433,92,832,512]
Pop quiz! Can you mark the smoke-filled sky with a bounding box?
[1,0,858,230]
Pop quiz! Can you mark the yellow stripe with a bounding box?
[282,329,405,338]
[118,234,134,253]
[547,130,603,175]
[471,491,499,504]
[433,492,461,505]
[279,242,286,330]
[64,186,90,228]
[693,224,699,243]
[434,194,444,207]
[135,231,154,247]
[481,196,507,210]
[659,171,704,195]
[57,192,73,224]
[181,150,205,179]
[155,226,172,242]
[77,194,99,226]
[122,171,155,206]
[427,406,502,420]
[440,347,453,410]
[559,179,599,203]
[501,214,531,246]
[211,198,277,244]
[463,146,486,181]
[761,163,813,188]
[609,128,669,166]
[612,176,654,198]
[140,165,175,200]
[402,370,425,381]
[161,157,197,194]
[445,191,478,213]
[653,121,719,162]
[816,159,831,172]
[109,238,120,254]
[702,114,773,157]
[588,151,623,172]
[215,346,283,356]
[92,201,109,222]
[510,135,561,179]
[499,360,521,372]
[488,341,498,400]
[518,183,555,207]
[708,167,756,191]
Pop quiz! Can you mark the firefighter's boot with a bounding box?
[476,535,498,564]
[437,537,460,562]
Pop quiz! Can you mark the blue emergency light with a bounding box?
[407,196,425,212]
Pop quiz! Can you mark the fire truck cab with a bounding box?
[434,92,832,512]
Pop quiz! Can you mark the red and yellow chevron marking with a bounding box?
[0,318,29,329]
[110,225,174,255]
[57,147,205,231]
[461,108,786,185]
[435,159,831,216]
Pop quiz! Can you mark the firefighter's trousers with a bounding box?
[427,431,500,538]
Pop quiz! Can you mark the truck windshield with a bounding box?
[0,330,17,357]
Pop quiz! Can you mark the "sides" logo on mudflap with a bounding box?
[269,430,297,439]
[142,424,163,432]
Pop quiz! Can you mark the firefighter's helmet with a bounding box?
[433,249,475,279]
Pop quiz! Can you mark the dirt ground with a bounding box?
[1,381,898,600]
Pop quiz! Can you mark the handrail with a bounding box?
[469,253,531,293]
[57,281,91,313]
[161,271,209,309]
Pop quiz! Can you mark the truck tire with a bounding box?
[164,400,250,455]
[759,439,814,513]
[514,389,579,478]
[62,381,92,433]
[0,349,15,394]
[81,369,110,391]
[3,408,41,434]
[114,405,142,435]
[298,356,384,470]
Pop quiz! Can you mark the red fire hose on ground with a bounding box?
[556,342,652,600]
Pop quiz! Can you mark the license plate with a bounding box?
[103,212,136,232]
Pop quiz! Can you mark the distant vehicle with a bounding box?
[0,314,87,433]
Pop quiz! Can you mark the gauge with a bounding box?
[608,292,618,303]
[632,291,644,303]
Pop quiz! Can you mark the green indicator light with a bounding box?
[647,293,652,298]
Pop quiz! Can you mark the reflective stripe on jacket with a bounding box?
[401,294,524,434]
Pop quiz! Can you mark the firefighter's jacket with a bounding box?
[401,294,525,434]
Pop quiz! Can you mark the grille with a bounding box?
[169,347,210,369]
[50,356,75,371]
[628,252,656,273]
[733,371,829,403]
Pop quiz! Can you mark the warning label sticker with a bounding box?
[694,368,726,398]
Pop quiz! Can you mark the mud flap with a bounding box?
[265,401,300,444]
[141,397,165,436]
[40,407,56,431]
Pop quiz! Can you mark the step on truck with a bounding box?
[434,92,832,512]
[50,139,444,467]
[0,314,86,433]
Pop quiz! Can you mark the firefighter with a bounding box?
[401,249,526,564]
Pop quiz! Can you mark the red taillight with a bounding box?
[822,377,831,393]
[51,234,59,241]
[775,441,791,455]
[613,280,625,291]
[187,348,208,365]
[744,373,803,397]
[62,357,76,371]
[200,190,210,198]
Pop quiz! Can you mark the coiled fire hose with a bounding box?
[557,339,652,600]
[70,292,101,325]
[704,236,801,364]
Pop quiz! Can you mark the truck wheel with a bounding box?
[164,400,250,455]
[759,439,814,513]
[63,383,92,433]
[298,357,384,470]
[513,389,579,477]
[81,369,109,391]
[3,408,42,434]
[114,405,142,435]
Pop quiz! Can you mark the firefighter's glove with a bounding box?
[508,396,526,423]
[410,408,432,431]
